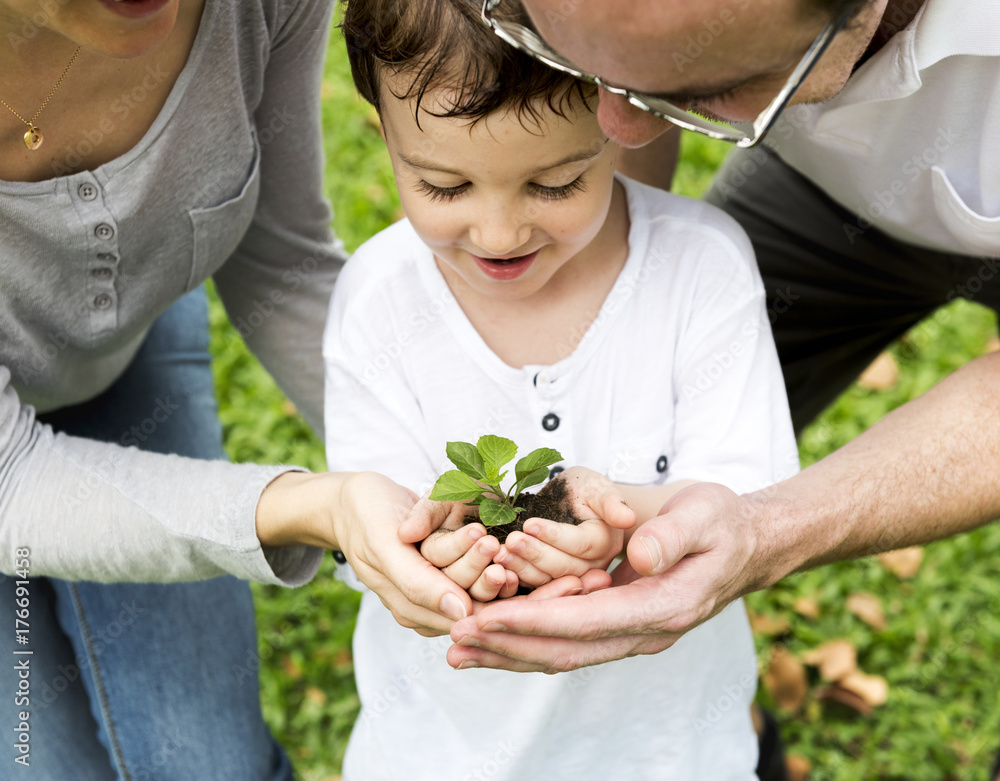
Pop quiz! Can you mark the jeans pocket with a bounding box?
[185,132,262,292]
[931,165,1000,257]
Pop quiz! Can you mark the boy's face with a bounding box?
[380,84,620,302]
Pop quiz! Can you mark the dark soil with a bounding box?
[465,476,584,544]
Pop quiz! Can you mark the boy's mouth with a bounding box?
[471,250,539,282]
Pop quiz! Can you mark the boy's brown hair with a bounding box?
[340,0,593,126]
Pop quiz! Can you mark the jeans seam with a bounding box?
[68,583,133,781]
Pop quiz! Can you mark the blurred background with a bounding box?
[207,20,1000,781]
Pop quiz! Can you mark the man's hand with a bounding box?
[446,482,772,672]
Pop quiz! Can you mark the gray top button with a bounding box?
[96,252,116,262]
[94,223,115,240]
[78,183,98,201]
[94,293,113,310]
[92,267,113,280]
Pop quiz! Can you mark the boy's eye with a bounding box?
[415,180,469,202]
[529,175,586,201]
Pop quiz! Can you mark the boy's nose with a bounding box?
[469,218,531,257]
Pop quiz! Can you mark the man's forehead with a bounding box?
[519,0,815,93]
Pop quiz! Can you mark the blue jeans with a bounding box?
[0,288,293,780]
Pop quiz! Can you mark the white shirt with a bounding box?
[762,0,1000,256]
[324,176,799,780]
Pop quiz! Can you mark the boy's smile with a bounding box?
[379,83,628,308]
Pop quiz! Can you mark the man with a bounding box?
[444,0,1000,692]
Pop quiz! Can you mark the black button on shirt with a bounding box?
[656,455,668,473]
[542,413,560,431]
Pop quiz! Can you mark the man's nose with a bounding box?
[596,89,672,148]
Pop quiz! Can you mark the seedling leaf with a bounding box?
[515,448,562,481]
[477,435,517,480]
[479,497,518,527]
[515,466,549,495]
[445,441,487,480]
[429,470,484,503]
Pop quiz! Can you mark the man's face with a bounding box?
[518,0,888,146]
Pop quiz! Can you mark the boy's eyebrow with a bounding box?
[398,143,608,177]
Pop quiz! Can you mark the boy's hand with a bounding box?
[420,513,520,601]
[496,467,635,586]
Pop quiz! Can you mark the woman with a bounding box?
[0,0,385,777]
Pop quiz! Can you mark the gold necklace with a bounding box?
[1,46,82,151]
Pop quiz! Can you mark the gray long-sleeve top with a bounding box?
[0,0,345,585]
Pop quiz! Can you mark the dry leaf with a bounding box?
[763,645,808,712]
[281,655,303,680]
[846,592,886,631]
[816,683,873,715]
[786,754,812,781]
[879,547,924,578]
[857,352,899,391]
[802,639,857,682]
[305,687,327,706]
[281,399,298,416]
[985,336,1000,353]
[839,670,889,707]
[751,611,791,636]
[793,595,821,620]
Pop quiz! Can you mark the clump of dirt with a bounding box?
[465,476,583,544]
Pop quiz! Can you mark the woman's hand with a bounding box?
[256,471,474,636]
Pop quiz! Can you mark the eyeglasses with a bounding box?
[481,0,850,148]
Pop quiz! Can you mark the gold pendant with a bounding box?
[24,126,42,151]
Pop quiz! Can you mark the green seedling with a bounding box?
[429,435,563,527]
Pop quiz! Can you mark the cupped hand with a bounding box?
[330,472,476,636]
[447,482,773,672]
[420,511,519,602]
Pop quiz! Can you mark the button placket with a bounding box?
[75,176,120,331]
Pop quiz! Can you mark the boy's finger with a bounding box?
[441,534,501,589]
[498,570,520,599]
[494,545,556,587]
[421,523,487,568]
[517,519,612,559]
[468,563,508,602]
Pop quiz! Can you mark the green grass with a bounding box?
[206,25,1000,781]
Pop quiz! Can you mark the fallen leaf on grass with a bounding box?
[985,336,1000,353]
[857,352,898,391]
[846,592,886,630]
[793,595,821,620]
[803,639,857,682]
[763,645,808,712]
[281,399,298,416]
[839,670,889,707]
[786,754,812,781]
[305,687,327,706]
[878,547,924,578]
[816,683,873,715]
[750,611,791,636]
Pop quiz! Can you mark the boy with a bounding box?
[325,0,798,777]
